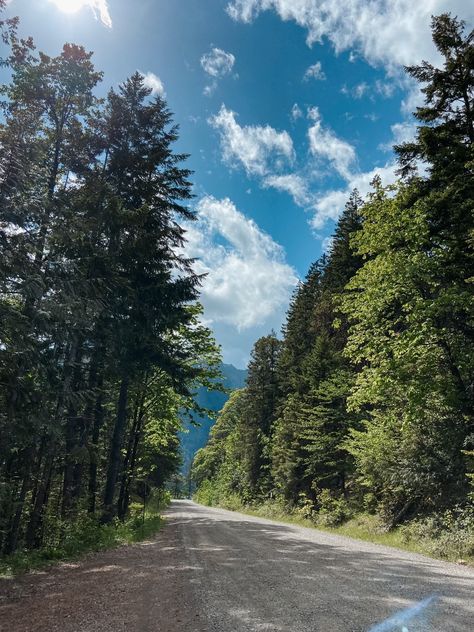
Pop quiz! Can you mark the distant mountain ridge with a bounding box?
[180,363,247,471]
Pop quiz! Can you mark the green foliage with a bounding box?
[0,511,165,577]
[400,506,474,562]
[316,489,353,527]
[194,14,474,549]
[0,10,221,557]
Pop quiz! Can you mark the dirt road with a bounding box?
[1,500,473,631]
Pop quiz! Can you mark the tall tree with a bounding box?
[342,15,473,521]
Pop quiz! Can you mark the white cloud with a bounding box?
[401,79,426,115]
[209,105,294,176]
[341,82,369,99]
[291,103,303,120]
[311,162,399,229]
[201,47,235,77]
[184,196,297,332]
[140,71,165,96]
[200,48,236,97]
[342,79,397,101]
[379,120,418,151]
[304,61,326,81]
[365,112,379,122]
[307,106,319,121]
[49,0,112,28]
[203,81,217,97]
[307,107,356,180]
[375,79,396,99]
[226,0,473,72]
[263,174,310,206]
[322,235,334,254]
[353,82,369,99]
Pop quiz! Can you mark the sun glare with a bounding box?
[48,0,113,27]
[50,0,88,14]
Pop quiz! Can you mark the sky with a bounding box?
[4,0,474,367]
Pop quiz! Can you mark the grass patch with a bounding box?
[0,512,164,578]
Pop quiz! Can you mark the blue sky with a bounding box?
[5,0,474,367]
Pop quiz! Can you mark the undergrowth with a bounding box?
[0,494,170,577]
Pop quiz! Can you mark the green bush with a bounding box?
[400,505,474,561]
[0,510,165,577]
[315,490,353,527]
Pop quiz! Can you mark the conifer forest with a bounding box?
[0,0,473,582]
[193,14,474,550]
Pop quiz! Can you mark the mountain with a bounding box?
[180,363,247,472]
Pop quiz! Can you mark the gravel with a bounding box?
[1,500,473,631]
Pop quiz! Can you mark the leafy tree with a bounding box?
[341,15,473,524]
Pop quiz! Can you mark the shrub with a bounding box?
[316,490,352,527]
[400,505,474,561]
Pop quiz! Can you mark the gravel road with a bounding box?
[0,500,473,631]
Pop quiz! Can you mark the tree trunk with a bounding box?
[61,339,82,518]
[25,449,55,549]
[87,378,105,515]
[117,406,145,521]
[4,449,34,554]
[102,376,129,522]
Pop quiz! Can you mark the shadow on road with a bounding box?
[0,501,472,632]
[167,501,473,632]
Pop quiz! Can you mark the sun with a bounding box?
[48,0,112,28]
[50,0,89,14]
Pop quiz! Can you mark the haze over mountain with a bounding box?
[180,363,247,472]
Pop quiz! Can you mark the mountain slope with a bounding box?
[180,363,247,471]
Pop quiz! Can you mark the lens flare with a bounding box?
[368,596,438,632]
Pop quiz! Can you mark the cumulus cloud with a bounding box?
[184,196,298,332]
[263,174,310,206]
[304,61,326,81]
[341,82,369,99]
[305,109,401,228]
[49,0,112,28]
[209,105,294,176]
[375,79,396,99]
[140,71,165,96]
[322,235,334,254]
[200,48,236,97]
[379,120,418,151]
[201,47,236,77]
[203,82,218,97]
[307,107,356,180]
[401,79,426,115]
[208,103,396,233]
[311,162,399,229]
[226,0,473,72]
[342,79,396,100]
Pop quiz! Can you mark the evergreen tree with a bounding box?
[241,333,281,497]
[0,19,221,553]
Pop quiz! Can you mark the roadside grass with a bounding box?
[198,496,474,567]
[0,510,164,578]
